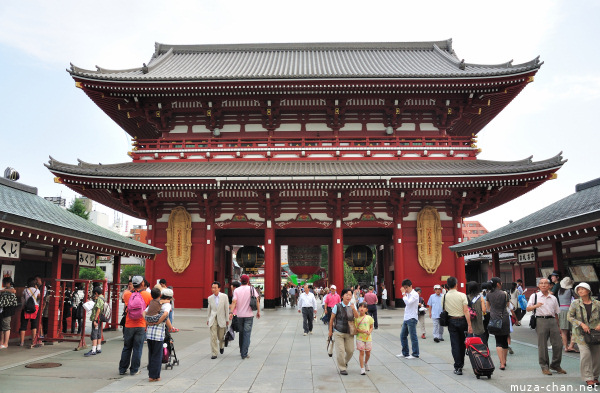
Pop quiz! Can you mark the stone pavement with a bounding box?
[0,303,590,392]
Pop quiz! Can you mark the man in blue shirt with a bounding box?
[427,285,444,342]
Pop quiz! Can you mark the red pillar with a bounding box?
[145,218,156,284]
[216,240,226,291]
[393,220,404,306]
[453,218,467,292]
[264,223,276,308]
[47,245,63,340]
[331,224,344,291]
[204,219,215,308]
[111,255,121,329]
[491,252,500,278]
[552,241,564,274]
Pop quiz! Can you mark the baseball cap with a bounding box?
[330,284,337,289]
[132,276,143,286]
[161,288,173,298]
[240,274,250,284]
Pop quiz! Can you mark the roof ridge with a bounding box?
[153,40,455,55]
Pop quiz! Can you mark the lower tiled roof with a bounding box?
[450,178,600,254]
[0,177,161,256]
[46,155,565,179]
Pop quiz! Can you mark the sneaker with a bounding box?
[360,368,366,375]
[84,350,96,357]
[340,370,348,375]
[421,334,426,339]
[309,331,313,335]
[303,333,307,336]
[365,363,370,371]
[119,371,127,376]
[454,368,463,375]
[406,355,417,360]
[396,354,406,358]
[96,349,102,354]
[131,370,141,376]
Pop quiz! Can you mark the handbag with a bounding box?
[467,296,478,320]
[249,286,258,311]
[529,293,537,330]
[583,303,600,345]
[439,294,449,327]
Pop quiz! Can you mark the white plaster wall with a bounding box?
[170,125,188,133]
[192,125,211,133]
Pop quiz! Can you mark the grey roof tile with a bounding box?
[0,177,161,255]
[450,178,600,253]
[69,41,542,81]
[46,155,564,179]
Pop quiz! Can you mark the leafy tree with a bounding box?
[121,265,145,284]
[67,198,89,220]
[344,262,358,288]
[79,266,105,280]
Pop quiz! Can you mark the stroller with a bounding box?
[162,331,180,370]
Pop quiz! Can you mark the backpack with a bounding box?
[99,299,112,323]
[127,291,145,320]
[24,289,37,314]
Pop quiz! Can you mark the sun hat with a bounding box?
[433,285,442,289]
[575,282,591,293]
[560,277,574,289]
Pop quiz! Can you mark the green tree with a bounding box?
[79,266,105,280]
[67,198,90,220]
[121,265,145,284]
[344,262,358,288]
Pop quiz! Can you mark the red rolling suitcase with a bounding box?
[465,336,495,379]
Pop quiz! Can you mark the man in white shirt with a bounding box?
[526,278,565,375]
[298,284,318,335]
[399,279,419,359]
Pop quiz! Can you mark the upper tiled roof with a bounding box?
[0,177,161,256]
[46,154,564,179]
[68,40,542,81]
[450,177,600,254]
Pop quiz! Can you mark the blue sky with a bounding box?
[0,0,598,231]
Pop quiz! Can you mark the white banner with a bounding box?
[0,239,20,260]
[78,251,96,268]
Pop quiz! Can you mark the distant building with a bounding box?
[462,221,488,242]
[43,196,66,207]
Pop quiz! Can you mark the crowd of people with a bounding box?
[4,270,600,387]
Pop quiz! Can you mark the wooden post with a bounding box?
[264,224,276,308]
[112,255,121,329]
[552,241,564,275]
[47,245,63,341]
[393,220,404,306]
[491,252,500,278]
[204,219,215,308]
[332,225,344,291]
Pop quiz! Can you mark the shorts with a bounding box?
[1,316,11,331]
[90,322,103,340]
[356,340,372,351]
[19,310,39,331]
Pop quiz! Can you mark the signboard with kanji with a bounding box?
[0,239,20,260]
[518,251,535,263]
[78,251,96,268]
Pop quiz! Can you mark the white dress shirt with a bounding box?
[403,290,419,321]
[297,291,318,310]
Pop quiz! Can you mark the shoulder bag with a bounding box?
[529,293,537,330]
[487,292,507,334]
[583,301,600,345]
[439,294,449,327]
[249,285,258,311]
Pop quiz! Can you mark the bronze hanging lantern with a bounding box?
[344,245,373,272]
[236,246,265,272]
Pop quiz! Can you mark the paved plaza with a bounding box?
[0,302,588,393]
